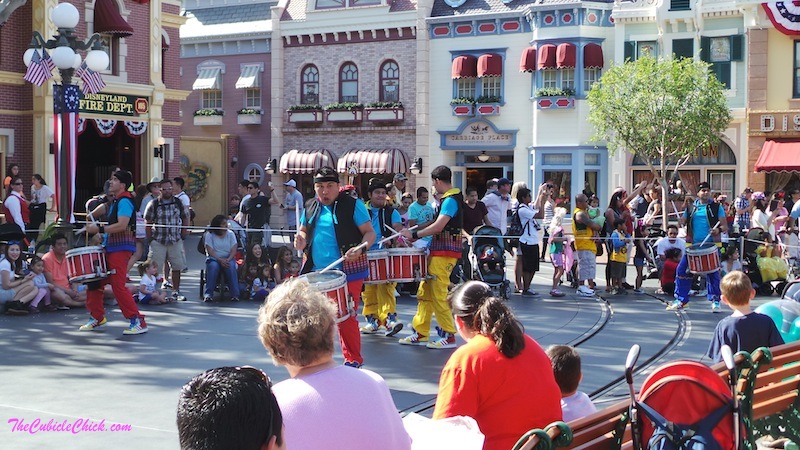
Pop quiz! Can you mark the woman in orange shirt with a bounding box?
[433,281,562,450]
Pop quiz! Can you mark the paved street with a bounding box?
[0,233,781,448]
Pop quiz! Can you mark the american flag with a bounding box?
[75,61,105,95]
[40,49,56,73]
[53,84,80,224]
[23,50,53,86]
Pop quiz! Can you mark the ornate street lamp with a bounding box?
[23,2,108,241]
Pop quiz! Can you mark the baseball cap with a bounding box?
[112,170,133,189]
[697,181,710,191]
[393,173,408,181]
[283,179,297,188]
[497,177,511,187]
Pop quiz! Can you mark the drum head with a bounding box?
[302,270,345,285]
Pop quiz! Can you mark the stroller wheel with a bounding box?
[776,282,788,297]
[758,283,774,296]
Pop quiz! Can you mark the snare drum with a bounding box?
[65,246,109,284]
[388,247,428,283]
[686,244,720,274]
[364,250,390,285]
[299,270,352,323]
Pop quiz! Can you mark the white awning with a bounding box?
[192,68,221,90]
[235,65,261,89]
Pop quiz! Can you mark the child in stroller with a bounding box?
[479,244,504,279]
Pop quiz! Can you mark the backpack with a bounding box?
[506,206,530,247]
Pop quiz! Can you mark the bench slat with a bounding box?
[753,370,800,389]
[752,391,796,419]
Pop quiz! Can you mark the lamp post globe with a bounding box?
[85,49,109,72]
[51,2,80,29]
[51,46,76,70]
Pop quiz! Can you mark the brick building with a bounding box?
[0,0,187,215]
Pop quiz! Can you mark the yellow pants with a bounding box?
[362,282,397,323]
[411,256,457,337]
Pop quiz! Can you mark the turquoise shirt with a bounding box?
[304,201,370,271]
[369,206,402,250]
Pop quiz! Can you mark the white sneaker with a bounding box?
[577,285,594,295]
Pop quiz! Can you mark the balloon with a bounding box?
[755,300,800,343]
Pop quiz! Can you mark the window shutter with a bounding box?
[672,39,694,59]
[731,35,744,61]
[717,62,731,89]
[624,42,635,61]
[700,37,711,62]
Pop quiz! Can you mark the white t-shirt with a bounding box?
[562,391,597,422]
[482,191,511,233]
[656,237,686,259]
[517,204,542,245]
[139,273,157,299]
[31,184,54,204]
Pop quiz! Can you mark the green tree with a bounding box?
[588,55,732,227]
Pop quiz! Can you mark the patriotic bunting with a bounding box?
[763,2,800,36]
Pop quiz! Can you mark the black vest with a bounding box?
[301,192,364,274]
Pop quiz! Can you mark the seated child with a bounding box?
[720,245,743,277]
[28,256,55,312]
[660,248,681,296]
[243,263,260,299]
[546,345,597,422]
[707,271,784,362]
[285,259,301,280]
[137,259,168,305]
[756,232,788,281]
[479,245,503,275]
[251,264,271,303]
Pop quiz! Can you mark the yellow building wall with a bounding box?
[766,28,796,111]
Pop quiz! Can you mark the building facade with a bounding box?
[180,0,273,225]
[0,0,187,215]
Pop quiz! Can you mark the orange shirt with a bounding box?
[42,250,69,289]
[433,334,562,450]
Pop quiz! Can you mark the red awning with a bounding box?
[451,55,477,79]
[337,148,410,174]
[538,44,556,69]
[754,141,800,172]
[477,53,503,77]
[280,149,336,174]
[584,43,604,69]
[94,0,134,37]
[519,46,537,72]
[556,43,576,69]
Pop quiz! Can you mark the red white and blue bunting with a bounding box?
[763,2,800,36]
[123,121,147,137]
[77,118,87,135]
[94,119,118,136]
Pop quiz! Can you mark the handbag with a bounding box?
[596,241,604,257]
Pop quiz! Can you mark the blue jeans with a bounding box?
[205,258,241,298]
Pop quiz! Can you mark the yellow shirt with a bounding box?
[573,207,596,252]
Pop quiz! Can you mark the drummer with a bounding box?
[399,165,462,349]
[361,179,405,337]
[81,169,148,335]
[667,181,727,312]
[294,166,376,368]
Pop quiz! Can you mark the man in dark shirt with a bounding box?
[460,187,492,280]
[242,182,278,248]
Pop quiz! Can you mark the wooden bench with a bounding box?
[745,341,800,446]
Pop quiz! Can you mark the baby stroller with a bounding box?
[468,225,511,299]
[624,345,742,450]
[743,228,788,296]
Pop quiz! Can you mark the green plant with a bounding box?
[365,101,403,109]
[450,97,475,105]
[237,108,262,115]
[194,108,223,116]
[287,104,322,111]
[475,95,501,103]
[323,102,364,111]
[535,88,575,98]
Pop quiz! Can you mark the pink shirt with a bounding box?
[273,366,411,450]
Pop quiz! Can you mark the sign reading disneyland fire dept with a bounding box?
[79,93,149,117]
[439,118,517,150]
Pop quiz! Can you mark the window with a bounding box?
[315,0,379,8]
[544,170,572,210]
[670,0,690,11]
[709,171,734,199]
[481,76,501,99]
[795,42,800,98]
[380,60,399,102]
[561,69,575,91]
[456,78,476,99]
[99,34,117,75]
[244,164,264,185]
[542,69,557,89]
[339,62,358,103]
[584,68,599,92]
[624,41,658,61]
[700,35,743,89]
[672,38,694,60]
[202,90,222,109]
[301,64,319,105]
[245,88,261,109]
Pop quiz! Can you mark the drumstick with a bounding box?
[320,225,418,274]
[700,221,722,246]
[295,208,302,258]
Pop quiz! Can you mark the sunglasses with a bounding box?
[235,365,272,388]
[12,182,22,185]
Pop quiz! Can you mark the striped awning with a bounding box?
[280,149,336,174]
[336,148,410,174]
[192,68,222,90]
[235,65,261,89]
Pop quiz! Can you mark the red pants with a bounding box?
[87,250,141,321]
[339,279,364,365]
